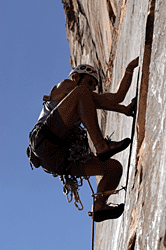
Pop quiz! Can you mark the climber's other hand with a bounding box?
[126,97,137,117]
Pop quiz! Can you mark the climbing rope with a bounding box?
[85,177,95,250]
[124,66,140,202]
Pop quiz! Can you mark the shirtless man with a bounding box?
[30,57,139,222]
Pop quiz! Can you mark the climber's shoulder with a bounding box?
[50,79,77,100]
[56,79,74,89]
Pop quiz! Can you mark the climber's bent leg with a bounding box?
[68,156,123,211]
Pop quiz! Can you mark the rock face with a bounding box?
[62,0,166,249]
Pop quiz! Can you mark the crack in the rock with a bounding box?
[134,0,156,181]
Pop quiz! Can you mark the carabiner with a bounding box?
[74,199,84,211]
[67,192,73,203]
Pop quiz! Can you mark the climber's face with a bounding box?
[80,74,98,91]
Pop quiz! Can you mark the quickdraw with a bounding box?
[91,186,126,199]
[60,175,84,210]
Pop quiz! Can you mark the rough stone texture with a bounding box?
[62,0,166,249]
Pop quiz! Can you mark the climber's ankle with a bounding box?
[94,198,107,211]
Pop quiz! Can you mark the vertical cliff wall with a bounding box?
[62,0,166,249]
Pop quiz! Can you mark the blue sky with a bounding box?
[0,1,97,249]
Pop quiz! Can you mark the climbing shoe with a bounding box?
[88,203,124,222]
[97,138,131,162]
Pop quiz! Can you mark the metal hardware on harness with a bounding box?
[92,186,126,199]
[60,175,84,211]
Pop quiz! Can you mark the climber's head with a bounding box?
[69,64,99,91]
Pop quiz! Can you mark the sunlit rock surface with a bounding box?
[62,0,166,249]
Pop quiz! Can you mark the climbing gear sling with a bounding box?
[60,175,84,210]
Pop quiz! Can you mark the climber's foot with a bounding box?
[88,203,124,222]
[97,138,131,162]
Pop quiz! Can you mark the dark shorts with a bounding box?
[31,109,70,175]
[35,137,69,175]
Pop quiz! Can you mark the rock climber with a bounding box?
[28,57,139,222]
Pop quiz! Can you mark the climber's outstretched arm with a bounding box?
[92,92,135,116]
[92,57,139,112]
[104,102,135,116]
[114,57,139,103]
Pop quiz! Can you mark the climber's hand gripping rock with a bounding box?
[125,97,137,117]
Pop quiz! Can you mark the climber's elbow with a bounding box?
[113,93,125,104]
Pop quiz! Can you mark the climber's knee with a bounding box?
[107,158,123,179]
[113,92,125,104]
[116,160,123,178]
